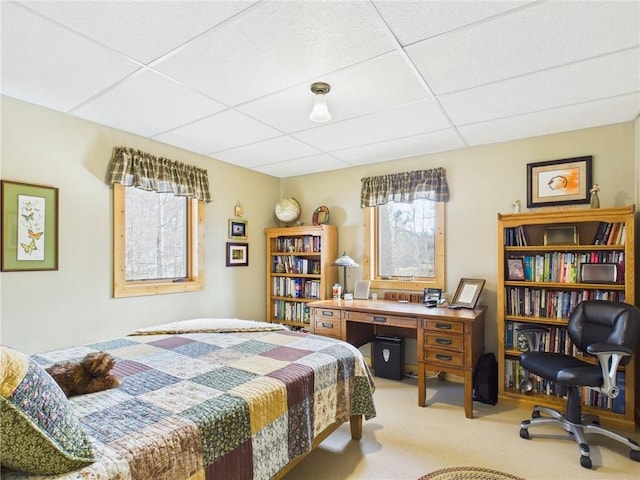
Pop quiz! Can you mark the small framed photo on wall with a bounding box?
[228,218,247,240]
[226,242,248,267]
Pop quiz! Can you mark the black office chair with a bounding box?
[518,300,640,469]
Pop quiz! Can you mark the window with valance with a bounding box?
[361,168,449,290]
[107,147,209,297]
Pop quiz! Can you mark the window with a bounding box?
[113,184,204,297]
[364,200,445,291]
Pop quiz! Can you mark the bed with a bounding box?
[0,319,376,480]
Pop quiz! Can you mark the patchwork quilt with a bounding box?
[3,321,376,480]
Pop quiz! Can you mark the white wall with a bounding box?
[1,96,637,359]
[0,96,280,354]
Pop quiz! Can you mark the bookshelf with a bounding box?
[265,225,338,329]
[497,205,636,432]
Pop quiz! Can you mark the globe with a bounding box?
[275,198,301,223]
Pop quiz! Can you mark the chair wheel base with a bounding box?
[520,428,530,439]
[631,450,640,462]
[580,456,592,469]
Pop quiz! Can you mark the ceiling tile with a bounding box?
[407,1,640,94]
[293,100,451,152]
[373,0,532,46]
[153,110,281,155]
[332,128,466,165]
[238,51,431,132]
[253,154,351,178]
[153,1,396,105]
[1,3,140,112]
[458,93,640,146]
[18,0,257,64]
[439,49,639,125]
[73,69,226,137]
[213,136,321,169]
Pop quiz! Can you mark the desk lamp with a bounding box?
[333,252,359,297]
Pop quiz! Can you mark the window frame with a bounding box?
[112,183,205,298]
[363,201,445,291]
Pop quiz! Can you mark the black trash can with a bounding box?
[373,336,404,380]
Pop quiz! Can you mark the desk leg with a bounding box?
[418,362,426,407]
[464,369,474,419]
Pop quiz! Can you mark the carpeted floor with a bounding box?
[418,466,524,480]
[284,376,640,479]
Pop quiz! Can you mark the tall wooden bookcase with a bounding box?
[497,205,636,432]
[265,225,338,328]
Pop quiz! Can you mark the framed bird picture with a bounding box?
[1,180,59,271]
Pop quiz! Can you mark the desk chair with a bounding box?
[518,300,640,469]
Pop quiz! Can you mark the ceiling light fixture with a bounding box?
[309,82,332,123]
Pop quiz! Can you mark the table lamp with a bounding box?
[333,252,359,297]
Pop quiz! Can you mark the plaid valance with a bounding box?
[360,168,449,207]
[107,147,212,203]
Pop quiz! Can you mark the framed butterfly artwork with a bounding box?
[1,180,59,271]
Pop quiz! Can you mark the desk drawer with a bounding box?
[423,349,464,367]
[345,311,417,329]
[424,318,464,335]
[312,308,342,339]
[425,332,463,351]
[314,318,341,339]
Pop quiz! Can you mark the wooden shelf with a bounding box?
[497,205,636,432]
[265,225,338,325]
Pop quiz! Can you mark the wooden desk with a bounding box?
[309,299,485,419]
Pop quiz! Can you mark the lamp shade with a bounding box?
[334,252,359,267]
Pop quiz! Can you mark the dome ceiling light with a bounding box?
[309,82,332,123]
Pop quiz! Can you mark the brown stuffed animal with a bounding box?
[46,351,120,397]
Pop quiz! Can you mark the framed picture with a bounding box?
[423,288,442,306]
[226,242,248,267]
[228,218,247,240]
[506,258,525,281]
[544,226,578,246]
[1,180,59,271]
[450,278,485,309]
[526,156,592,208]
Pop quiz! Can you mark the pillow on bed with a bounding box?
[0,346,95,475]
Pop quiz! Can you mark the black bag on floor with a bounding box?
[473,352,498,405]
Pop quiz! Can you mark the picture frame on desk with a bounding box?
[450,278,485,309]
[526,156,592,208]
[423,288,442,307]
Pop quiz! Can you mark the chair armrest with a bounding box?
[586,343,633,399]
[586,343,633,357]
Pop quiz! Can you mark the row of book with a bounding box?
[509,251,624,284]
[504,358,625,413]
[272,277,321,299]
[593,222,627,246]
[505,321,578,356]
[275,235,322,253]
[505,222,627,247]
[273,255,321,275]
[505,287,626,319]
[504,226,528,246]
[273,300,311,324]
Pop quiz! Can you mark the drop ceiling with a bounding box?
[2,1,638,178]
